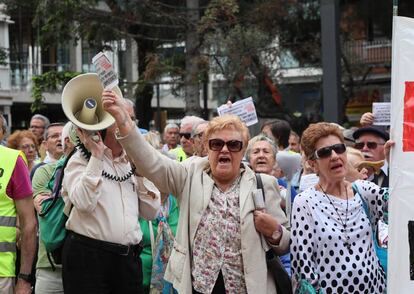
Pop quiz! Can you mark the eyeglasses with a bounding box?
[47,133,61,140]
[179,133,191,140]
[314,143,346,159]
[20,144,36,150]
[354,141,385,150]
[208,139,243,152]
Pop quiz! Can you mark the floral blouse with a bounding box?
[191,176,247,294]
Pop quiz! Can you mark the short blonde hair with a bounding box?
[204,115,250,148]
[346,147,365,167]
[144,131,162,149]
[301,122,344,159]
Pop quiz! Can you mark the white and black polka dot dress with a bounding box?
[291,180,387,294]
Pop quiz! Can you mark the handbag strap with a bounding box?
[255,173,265,200]
[352,182,371,222]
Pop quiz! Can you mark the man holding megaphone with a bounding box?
[60,74,161,294]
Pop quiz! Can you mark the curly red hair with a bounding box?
[7,130,39,151]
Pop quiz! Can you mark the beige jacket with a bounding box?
[118,129,290,294]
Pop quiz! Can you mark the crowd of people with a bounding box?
[0,91,392,294]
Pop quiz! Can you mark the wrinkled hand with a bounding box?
[33,193,51,213]
[76,128,104,159]
[253,210,280,239]
[384,140,395,163]
[102,90,128,124]
[15,279,32,294]
[360,112,374,126]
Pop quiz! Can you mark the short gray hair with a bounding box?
[124,98,136,109]
[164,123,179,133]
[31,114,50,128]
[191,120,208,137]
[43,122,65,140]
[245,134,278,162]
[61,122,73,149]
[180,116,204,128]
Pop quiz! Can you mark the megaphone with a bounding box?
[61,73,123,131]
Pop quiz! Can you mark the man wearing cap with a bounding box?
[353,126,389,187]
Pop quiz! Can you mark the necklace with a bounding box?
[319,184,351,250]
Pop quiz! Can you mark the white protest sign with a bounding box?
[372,102,391,126]
[388,16,414,294]
[92,52,119,90]
[217,97,258,126]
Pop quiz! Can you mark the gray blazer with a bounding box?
[118,129,290,293]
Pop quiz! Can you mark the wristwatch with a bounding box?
[271,224,283,241]
[18,273,32,283]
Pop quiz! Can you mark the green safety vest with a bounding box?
[0,146,22,277]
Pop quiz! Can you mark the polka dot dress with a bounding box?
[291,180,387,294]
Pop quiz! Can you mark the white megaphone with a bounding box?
[61,73,123,131]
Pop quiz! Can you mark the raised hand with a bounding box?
[102,90,134,135]
[360,112,374,126]
[384,139,395,163]
[76,128,104,159]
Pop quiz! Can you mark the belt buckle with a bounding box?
[121,245,130,256]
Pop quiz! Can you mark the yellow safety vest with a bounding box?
[170,147,188,162]
[0,146,22,277]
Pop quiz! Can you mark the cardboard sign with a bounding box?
[92,52,119,90]
[217,97,258,126]
[372,102,391,126]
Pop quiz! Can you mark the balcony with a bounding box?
[9,61,71,90]
[342,39,391,66]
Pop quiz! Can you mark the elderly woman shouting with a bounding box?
[291,122,387,293]
[102,90,290,293]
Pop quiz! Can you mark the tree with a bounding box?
[2,0,208,127]
[199,0,321,119]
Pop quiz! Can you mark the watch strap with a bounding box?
[18,273,32,283]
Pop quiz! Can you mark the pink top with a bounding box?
[6,156,33,200]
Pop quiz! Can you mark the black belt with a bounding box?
[67,231,143,256]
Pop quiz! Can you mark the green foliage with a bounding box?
[31,71,80,113]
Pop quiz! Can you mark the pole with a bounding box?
[320,0,342,123]
[156,83,161,133]
[203,72,208,120]
[393,0,398,16]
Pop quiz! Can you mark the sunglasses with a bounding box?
[179,133,191,140]
[354,141,385,150]
[209,139,243,152]
[314,143,346,159]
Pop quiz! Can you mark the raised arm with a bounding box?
[102,90,187,199]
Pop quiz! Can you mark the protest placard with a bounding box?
[372,102,391,126]
[389,16,414,294]
[92,52,119,90]
[217,97,258,126]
